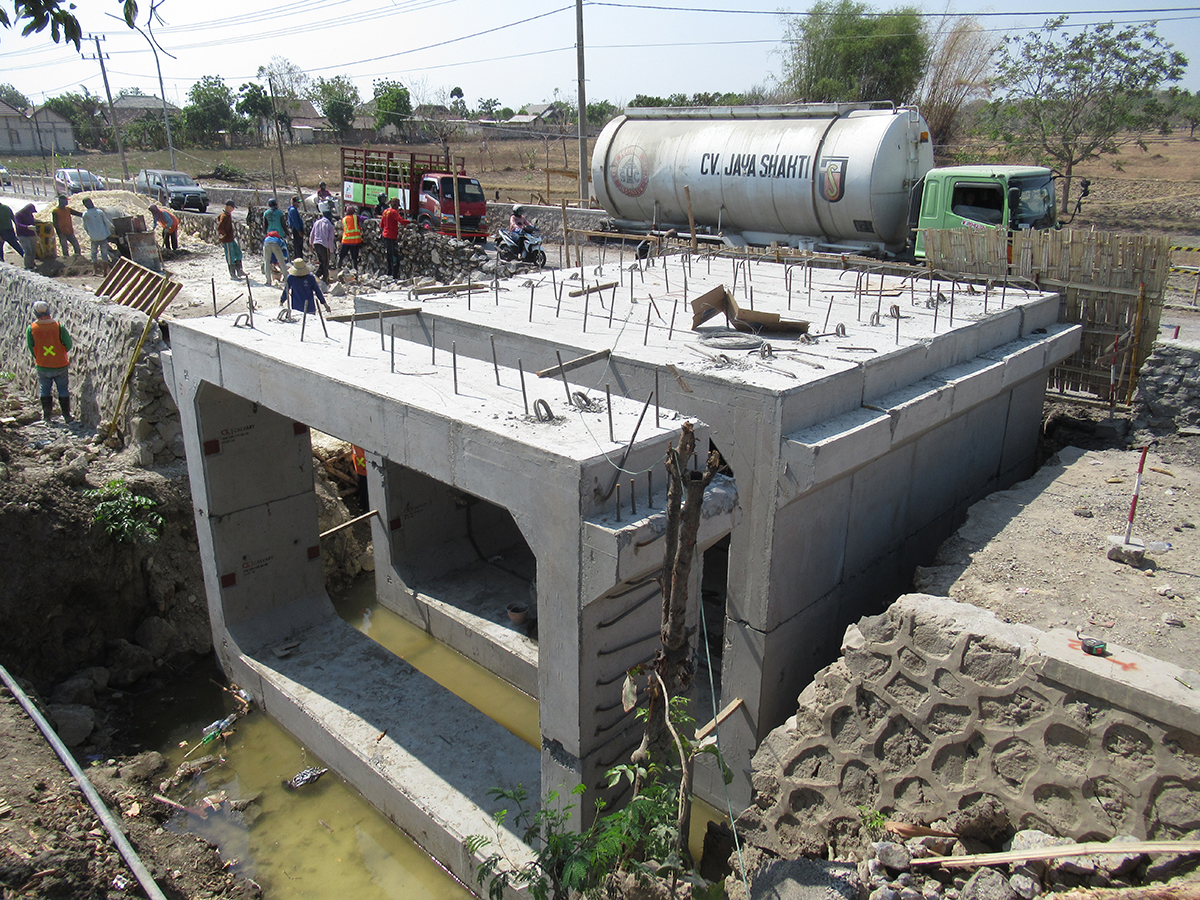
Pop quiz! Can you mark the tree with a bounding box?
[0,82,28,110]
[449,85,468,118]
[309,76,359,138]
[116,86,144,98]
[182,75,235,145]
[123,110,172,150]
[778,0,928,103]
[586,99,620,127]
[915,15,997,147]
[237,82,273,144]
[990,16,1187,211]
[476,97,500,119]
[258,56,309,101]
[45,89,108,149]
[1,0,135,50]
[372,78,411,133]
[1177,89,1200,139]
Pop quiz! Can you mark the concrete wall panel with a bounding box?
[767,477,852,624]
[843,442,917,576]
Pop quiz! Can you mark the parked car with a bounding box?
[54,168,106,194]
[134,168,209,213]
[0,165,10,186]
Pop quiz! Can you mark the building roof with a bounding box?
[0,100,26,118]
[114,94,181,113]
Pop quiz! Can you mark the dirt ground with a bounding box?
[2,134,1200,899]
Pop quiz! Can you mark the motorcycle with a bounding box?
[495,226,546,268]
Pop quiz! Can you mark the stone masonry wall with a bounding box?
[740,594,1200,860]
[0,267,182,466]
[1135,340,1200,428]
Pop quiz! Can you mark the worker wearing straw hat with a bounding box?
[280,257,329,315]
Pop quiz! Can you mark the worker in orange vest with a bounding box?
[351,444,368,509]
[26,300,74,423]
[148,204,180,251]
[338,205,363,271]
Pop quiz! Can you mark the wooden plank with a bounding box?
[910,840,1200,870]
[536,348,611,378]
[694,697,744,742]
[327,308,422,323]
[568,281,618,298]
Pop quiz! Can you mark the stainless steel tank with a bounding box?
[591,104,934,251]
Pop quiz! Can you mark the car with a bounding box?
[0,165,10,186]
[54,167,106,194]
[134,168,209,213]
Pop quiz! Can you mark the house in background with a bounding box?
[0,100,76,154]
[110,93,181,128]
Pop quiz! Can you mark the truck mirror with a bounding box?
[1008,186,1021,229]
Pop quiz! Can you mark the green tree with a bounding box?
[45,89,108,149]
[309,75,359,138]
[449,85,468,118]
[1177,89,1200,139]
[237,82,273,144]
[779,0,927,103]
[0,82,28,110]
[122,110,172,150]
[1,0,135,49]
[372,78,411,132]
[586,99,620,126]
[182,75,236,145]
[476,97,500,119]
[989,16,1187,211]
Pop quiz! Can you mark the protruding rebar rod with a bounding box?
[529,284,535,322]
[644,300,652,346]
[606,384,614,442]
[518,358,529,415]
[654,368,660,428]
[452,341,459,394]
[491,335,500,385]
[583,293,589,332]
[556,350,572,406]
[647,469,653,508]
[630,478,636,516]
[348,317,355,356]
[668,297,678,340]
[391,325,396,373]
[379,311,385,350]
[431,319,436,364]
[211,277,217,317]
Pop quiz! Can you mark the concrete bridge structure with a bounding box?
[163,250,1078,888]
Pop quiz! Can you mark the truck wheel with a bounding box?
[533,249,546,268]
[200,203,209,214]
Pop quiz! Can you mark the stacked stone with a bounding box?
[179,208,488,284]
[849,829,1199,900]
[0,267,177,464]
[738,594,1200,862]
[1135,340,1200,428]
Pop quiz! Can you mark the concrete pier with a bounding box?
[164,249,1077,883]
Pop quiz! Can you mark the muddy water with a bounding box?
[139,578,725,896]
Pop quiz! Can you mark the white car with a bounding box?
[54,167,106,194]
[0,165,10,186]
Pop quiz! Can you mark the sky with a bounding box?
[0,0,1196,118]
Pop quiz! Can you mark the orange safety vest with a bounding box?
[351,445,367,475]
[160,209,179,233]
[342,215,362,244]
[31,319,69,368]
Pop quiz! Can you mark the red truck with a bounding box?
[340,147,488,241]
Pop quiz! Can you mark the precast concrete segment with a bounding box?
[235,617,539,892]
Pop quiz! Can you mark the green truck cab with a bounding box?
[911,165,1057,259]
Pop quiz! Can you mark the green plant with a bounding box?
[466,783,599,900]
[858,804,888,839]
[209,161,246,182]
[83,479,163,544]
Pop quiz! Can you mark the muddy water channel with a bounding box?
[134,577,724,897]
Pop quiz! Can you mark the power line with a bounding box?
[585,1,1200,16]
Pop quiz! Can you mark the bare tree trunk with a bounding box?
[630,421,718,864]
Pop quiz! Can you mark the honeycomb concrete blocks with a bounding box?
[740,594,1200,859]
[1136,339,1200,428]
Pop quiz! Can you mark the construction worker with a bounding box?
[148,204,180,251]
[287,196,306,260]
[52,195,82,257]
[82,198,116,275]
[217,200,245,280]
[26,300,73,423]
[263,198,288,242]
[338,205,362,270]
[351,445,368,509]
[380,198,404,278]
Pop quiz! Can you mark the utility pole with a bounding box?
[266,74,287,178]
[87,34,130,185]
[575,0,588,204]
[130,19,175,170]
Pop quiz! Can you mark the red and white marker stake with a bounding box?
[1124,444,1150,545]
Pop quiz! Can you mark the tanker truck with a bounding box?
[590,104,1058,259]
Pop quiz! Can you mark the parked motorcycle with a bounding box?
[495,226,546,267]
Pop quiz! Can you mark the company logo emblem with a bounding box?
[819,157,848,203]
[612,146,649,197]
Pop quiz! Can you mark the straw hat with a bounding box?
[288,258,311,277]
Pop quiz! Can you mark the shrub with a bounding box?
[83,479,163,544]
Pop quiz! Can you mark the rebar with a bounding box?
[491,335,500,385]
[518,358,529,415]
[452,342,458,394]
[556,350,572,406]
[606,384,614,442]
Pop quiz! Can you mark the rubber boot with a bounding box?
[40,396,53,422]
[60,397,72,423]
[228,263,238,280]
